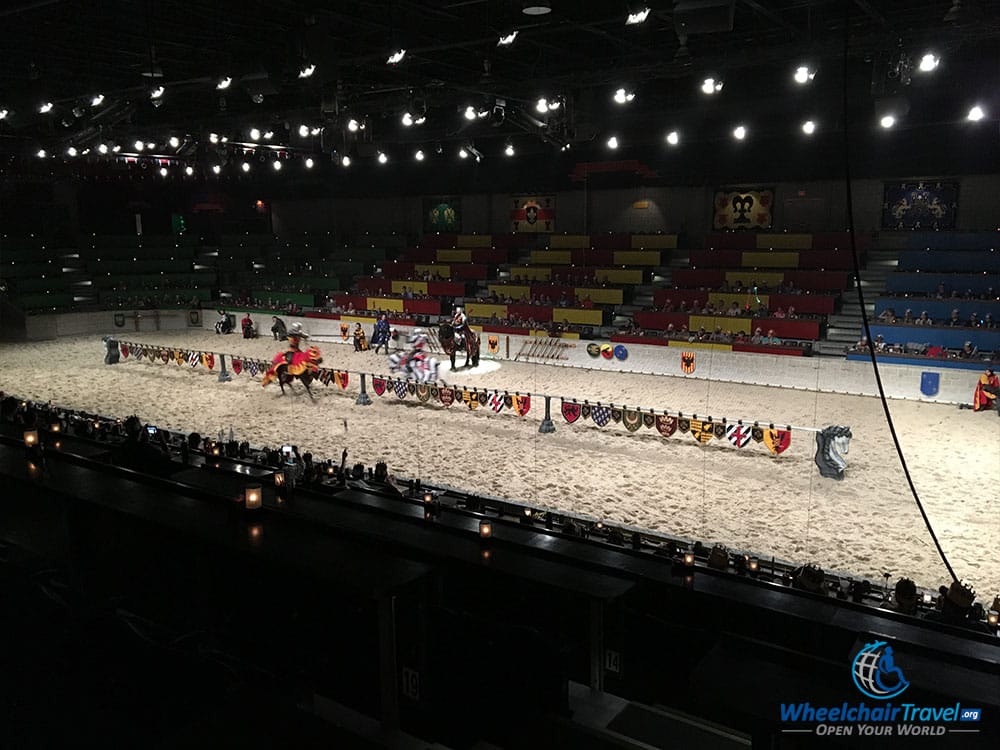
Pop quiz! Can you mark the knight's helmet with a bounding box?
[454,306,463,317]
[288,321,309,338]
[409,328,428,348]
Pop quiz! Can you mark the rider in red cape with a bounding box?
[262,322,321,387]
[972,368,999,412]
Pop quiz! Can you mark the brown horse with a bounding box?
[438,321,480,369]
[262,345,324,399]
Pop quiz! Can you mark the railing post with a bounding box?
[356,372,373,405]
[539,395,556,433]
[217,353,232,382]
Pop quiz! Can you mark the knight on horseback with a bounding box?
[388,328,439,383]
[451,306,468,349]
[262,321,324,398]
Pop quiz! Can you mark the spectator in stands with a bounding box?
[877,308,896,323]
[984,314,995,329]
[882,578,918,616]
[874,334,886,351]
[773,307,786,319]
[966,312,981,328]
[786,306,798,320]
[915,311,932,326]
[751,327,764,345]
[726,301,741,317]
[947,309,962,327]
[902,309,914,325]
[925,582,992,633]
[762,329,782,345]
[853,336,870,352]
[709,326,725,342]
[958,341,977,359]
[936,282,947,299]
[665,323,676,338]
[270,316,287,340]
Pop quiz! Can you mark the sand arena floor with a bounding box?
[1,330,998,595]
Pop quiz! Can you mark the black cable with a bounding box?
[840,5,958,585]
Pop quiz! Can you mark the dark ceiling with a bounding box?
[0,0,998,169]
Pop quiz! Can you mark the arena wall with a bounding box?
[24,309,982,405]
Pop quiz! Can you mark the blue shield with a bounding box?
[920,372,939,397]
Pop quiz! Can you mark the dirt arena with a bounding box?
[2,330,997,595]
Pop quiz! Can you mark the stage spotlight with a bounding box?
[967,105,985,122]
[241,162,250,172]
[522,1,551,15]
[112,144,121,153]
[185,165,194,175]
[401,111,413,126]
[91,93,105,106]
[298,124,309,137]
[464,105,476,121]
[97,143,108,154]
[733,124,747,140]
[918,53,939,72]
[134,140,144,151]
[701,78,723,94]
[304,157,314,168]
[666,130,679,145]
[414,149,424,161]
[626,7,650,25]
[613,87,635,104]
[341,155,351,166]
[497,30,518,46]
[347,118,360,132]
[216,76,232,90]
[146,142,155,150]
[535,97,548,113]
[272,160,282,171]
[0,109,7,120]
[66,146,77,157]
[504,142,515,156]
[39,102,53,113]
[249,127,261,141]
[298,63,316,78]
[209,132,219,143]
[459,147,468,159]
[801,119,816,134]
[168,136,180,148]
[880,115,895,129]
[263,130,273,139]
[606,135,619,149]
[212,164,222,174]
[377,150,388,164]
[311,126,322,135]
[36,149,46,158]
[150,86,164,99]
[159,167,168,177]
[793,65,816,84]
[386,49,406,65]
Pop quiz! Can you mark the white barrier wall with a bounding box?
[76,309,981,405]
[26,309,194,340]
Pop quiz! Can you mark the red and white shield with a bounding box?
[561,400,582,423]
[120,343,130,358]
[726,423,752,448]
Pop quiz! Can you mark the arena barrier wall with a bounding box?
[25,309,193,339]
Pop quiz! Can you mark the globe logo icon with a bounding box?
[851,641,910,700]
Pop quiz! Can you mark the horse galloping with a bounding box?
[438,321,480,370]
[262,345,324,399]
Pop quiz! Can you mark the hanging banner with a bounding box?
[726,423,752,448]
[393,380,408,399]
[372,376,387,396]
[513,394,531,416]
[681,352,696,374]
[423,196,462,232]
[881,181,958,230]
[438,386,455,407]
[592,404,611,427]
[655,415,677,437]
[764,428,792,455]
[689,419,714,443]
[231,357,242,374]
[713,187,774,230]
[511,195,555,232]
[561,399,581,423]
[622,409,643,432]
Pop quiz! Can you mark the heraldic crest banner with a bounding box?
[511,195,555,233]
[881,181,958,230]
[423,196,461,232]
[713,187,774,230]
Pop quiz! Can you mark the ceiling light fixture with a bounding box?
[401,112,414,126]
[793,66,816,84]
[185,165,194,175]
[304,157,314,168]
[967,105,985,122]
[150,86,165,99]
[341,155,351,167]
[733,125,747,140]
[39,102,54,113]
[251,93,264,104]
[146,142,155,150]
[272,160,282,171]
[97,143,108,154]
[298,124,309,137]
[168,136,180,148]
[504,142,515,156]
[298,63,316,78]
[414,149,424,161]
[522,1,551,15]
[263,130,273,139]
[666,130,679,145]
[36,149,46,158]
[310,127,322,135]
[535,98,548,114]
[209,132,219,143]
[159,167,168,177]
[111,144,121,153]
[0,109,8,120]
[134,140,145,151]
[249,127,261,141]
[216,76,232,90]
[918,53,939,72]
[701,78,724,95]
[801,120,816,135]
[606,135,619,149]
[212,164,222,174]
[241,162,251,172]
[880,115,895,129]
[464,105,476,121]
[613,88,635,104]
[459,147,468,159]
[497,30,518,46]
[66,146,77,156]
[347,118,360,132]
[626,7,651,25]
[91,93,105,107]
[378,151,388,164]
[386,49,406,65]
